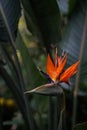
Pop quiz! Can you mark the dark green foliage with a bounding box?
[16,33,47,89]
[0,0,21,42]
[74,121,87,130]
[0,0,87,130]
[58,0,87,95]
[21,0,61,53]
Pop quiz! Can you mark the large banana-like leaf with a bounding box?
[0,3,36,129]
[0,0,21,42]
[16,32,47,89]
[0,66,36,130]
[58,0,87,94]
[20,0,61,51]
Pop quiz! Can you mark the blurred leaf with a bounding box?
[20,0,61,52]
[0,66,36,130]
[0,44,21,85]
[57,0,77,15]
[68,0,77,15]
[16,32,47,89]
[25,83,63,96]
[0,8,35,128]
[4,113,24,126]
[0,2,26,92]
[58,0,87,94]
[74,121,87,130]
[57,0,69,14]
[0,0,21,42]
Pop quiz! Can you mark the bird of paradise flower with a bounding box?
[25,48,79,95]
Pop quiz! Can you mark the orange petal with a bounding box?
[46,54,56,80]
[55,54,67,79]
[54,48,58,67]
[58,56,61,66]
[60,61,80,82]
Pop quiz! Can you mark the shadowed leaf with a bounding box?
[58,0,87,94]
[20,0,61,52]
[74,121,87,130]
[0,66,35,130]
[0,0,21,42]
[57,0,68,14]
[16,32,47,89]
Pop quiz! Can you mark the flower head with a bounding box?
[39,48,79,85]
[25,48,80,95]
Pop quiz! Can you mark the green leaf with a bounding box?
[58,0,87,94]
[57,0,77,15]
[0,0,21,42]
[16,32,47,89]
[0,3,36,130]
[0,3,25,91]
[4,114,24,126]
[57,0,69,14]
[20,0,61,50]
[0,66,35,130]
[68,0,77,15]
[74,121,87,130]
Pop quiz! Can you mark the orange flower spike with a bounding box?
[58,56,61,66]
[60,61,80,82]
[46,54,56,80]
[54,48,58,67]
[55,53,67,80]
[46,48,79,84]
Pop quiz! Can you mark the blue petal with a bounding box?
[38,68,54,83]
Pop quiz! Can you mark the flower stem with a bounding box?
[48,97,54,130]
